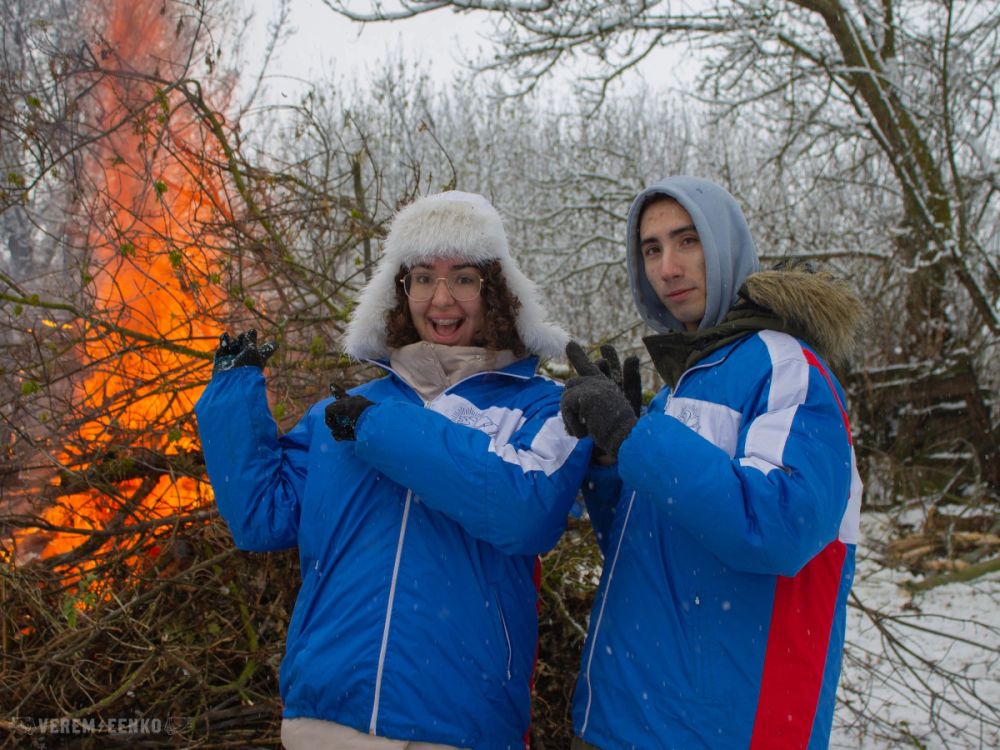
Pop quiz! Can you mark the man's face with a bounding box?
[639,198,707,332]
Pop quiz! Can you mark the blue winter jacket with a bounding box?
[194,357,590,749]
[573,324,862,750]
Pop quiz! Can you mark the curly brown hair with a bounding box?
[384,260,526,356]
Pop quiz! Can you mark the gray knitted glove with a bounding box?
[561,341,641,460]
[561,377,638,459]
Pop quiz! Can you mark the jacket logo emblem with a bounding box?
[449,405,500,438]
[678,407,701,432]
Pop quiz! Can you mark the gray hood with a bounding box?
[626,176,760,332]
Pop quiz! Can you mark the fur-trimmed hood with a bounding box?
[342,191,568,361]
[739,266,865,370]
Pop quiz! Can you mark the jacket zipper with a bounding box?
[581,351,731,734]
[670,355,724,398]
[495,593,513,681]
[580,489,637,735]
[362,359,532,732]
[369,489,413,735]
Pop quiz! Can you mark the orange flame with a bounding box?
[15,0,232,565]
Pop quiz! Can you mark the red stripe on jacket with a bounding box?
[802,349,851,444]
[749,540,847,749]
[751,345,852,748]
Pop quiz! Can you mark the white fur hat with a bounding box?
[343,191,568,361]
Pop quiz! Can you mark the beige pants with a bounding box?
[281,718,468,750]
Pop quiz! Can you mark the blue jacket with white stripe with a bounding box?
[573,281,864,750]
[194,357,589,749]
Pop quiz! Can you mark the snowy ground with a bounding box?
[830,512,1000,749]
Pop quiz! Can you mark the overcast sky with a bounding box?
[243,0,697,105]
[244,0,498,101]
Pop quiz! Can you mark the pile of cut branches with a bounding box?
[886,501,1000,591]
[1,513,296,748]
[1,506,602,749]
[532,516,601,749]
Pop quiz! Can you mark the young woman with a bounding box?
[195,191,590,750]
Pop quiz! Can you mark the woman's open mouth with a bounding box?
[429,317,465,341]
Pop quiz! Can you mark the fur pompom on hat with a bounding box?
[343,191,568,361]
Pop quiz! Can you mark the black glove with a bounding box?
[561,341,643,460]
[213,329,277,374]
[324,384,375,441]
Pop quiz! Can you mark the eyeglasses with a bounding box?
[401,270,484,302]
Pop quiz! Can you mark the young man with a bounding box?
[560,176,864,749]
